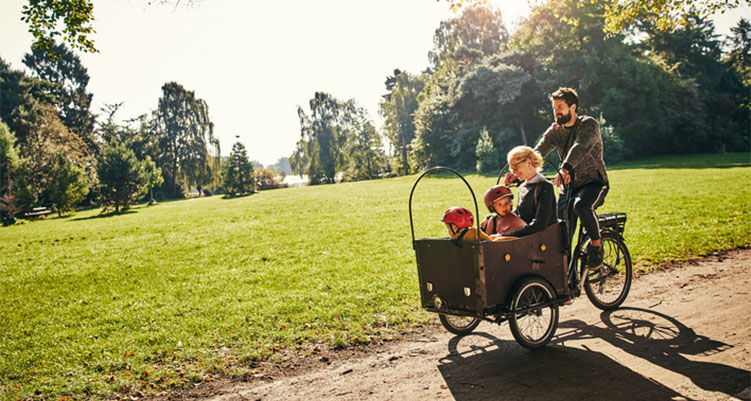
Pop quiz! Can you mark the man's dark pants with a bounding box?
[558,181,609,245]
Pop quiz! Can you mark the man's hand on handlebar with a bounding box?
[555,168,571,187]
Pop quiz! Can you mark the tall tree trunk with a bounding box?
[366,152,373,179]
[514,101,528,146]
[401,146,409,175]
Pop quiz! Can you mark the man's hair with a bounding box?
[551,87,579,109]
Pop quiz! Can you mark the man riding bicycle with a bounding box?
[507,87,609,271]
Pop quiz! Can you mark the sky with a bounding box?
[0,0,748,166]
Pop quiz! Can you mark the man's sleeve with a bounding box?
[561,118,599,172]
[534,125,557,157]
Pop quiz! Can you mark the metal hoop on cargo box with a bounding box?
[408,166,481,247]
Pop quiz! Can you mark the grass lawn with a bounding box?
[0,152,749,400]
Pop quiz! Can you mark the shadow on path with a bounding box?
[557,308,749,400]
[437,308,749,400]
[437,331,685,401]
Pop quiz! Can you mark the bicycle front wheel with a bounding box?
[439,314,481,335]
[584,233,632,310]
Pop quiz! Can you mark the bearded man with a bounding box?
[507,87,609,271]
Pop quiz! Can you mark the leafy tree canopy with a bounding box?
[439,0,750,34]
[23,41,96,154]
[21,0,97,57]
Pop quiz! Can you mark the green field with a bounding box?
[1,153,749,400]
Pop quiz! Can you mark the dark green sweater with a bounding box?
[535,115,609,189]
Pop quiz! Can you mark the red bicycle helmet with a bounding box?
[440,207,474,229]
[483,185,513,212]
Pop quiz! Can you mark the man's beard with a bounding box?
[556,112,572,125]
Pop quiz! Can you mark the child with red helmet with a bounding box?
[480,185,527,237]
[441,206,509,245]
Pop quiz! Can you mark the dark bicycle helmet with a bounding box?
[483,185,513,213]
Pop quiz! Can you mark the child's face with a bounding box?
[445,222,457,235]
[493,197,512,216]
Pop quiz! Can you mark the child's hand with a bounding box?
[490,234,517,242]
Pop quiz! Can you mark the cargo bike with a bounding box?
[408,164,632,349]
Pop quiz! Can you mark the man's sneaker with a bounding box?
[586,244,603,272]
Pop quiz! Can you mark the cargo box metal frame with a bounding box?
[409,167,570,321]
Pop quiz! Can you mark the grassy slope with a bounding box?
[0,153,748,400]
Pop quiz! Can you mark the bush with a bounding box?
[600,120,628,165]
[253,168,283,190]
[475,128,501,173]
[48,154,88,216]
[97,145,149,212]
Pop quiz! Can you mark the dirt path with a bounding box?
[197,249,751,401]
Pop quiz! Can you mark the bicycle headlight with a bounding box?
[433,295,444,310]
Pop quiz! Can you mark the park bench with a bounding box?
[23,207,52,218]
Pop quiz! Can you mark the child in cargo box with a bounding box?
[480,185,527,237]
[441,207,512,246]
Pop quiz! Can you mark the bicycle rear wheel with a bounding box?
[509,277,559,349]
[584,233,632,310]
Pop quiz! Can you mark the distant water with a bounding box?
[282,175,309,187]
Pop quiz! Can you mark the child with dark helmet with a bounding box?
[480,185,527,236]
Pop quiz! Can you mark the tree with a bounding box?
[141,156,163,204]
[289,139,309,177]
[48,154,88,216]
[438,0,750,34]
[23,41,96,155]
[410,6,521,171]
[599,0,750,34]
[21,0,97,57]
[727,18,751,86]
[411,91,459,169]
[340,101,386,181]
[17,103,90,206]
[475,128,500,173]
[0,121,26,221]
[456,56,533,146]
[97,144,148,212]
[296,92,344,184]
[380,70,426,175]
[428,5,508,69]
[222,142,254,195]
[0,121,20,200]
[506,0,718,156]
[155,82,218,198]
[0,58,92,208]
[638,13,749,152]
